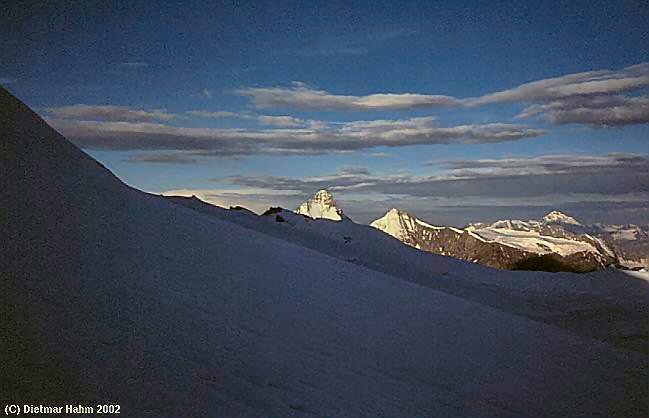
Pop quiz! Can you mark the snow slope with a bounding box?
[624,269,649,282]
[2,87,647,417]
[592,223,649,268]
[170,199,649,354]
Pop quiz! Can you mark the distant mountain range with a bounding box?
[294,190,648,272]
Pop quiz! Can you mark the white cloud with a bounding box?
[125,153,200,164]
[517,95,649,127]
[232,63,649,127]
[186,110,247,118]
[49,115,542,156]
[464,62,649,106]
[235,81,461,110]
[235,63,649,111]
[187,110,320,128]
[256,115,307,127]
[46,104,176,122]
[338,117,544,145]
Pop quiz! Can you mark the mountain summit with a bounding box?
[294,189,344,220]
[370,208,440,241]
[543,211,582,226]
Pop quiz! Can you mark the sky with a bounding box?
[3,0,649,225]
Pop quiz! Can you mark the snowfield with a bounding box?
[624,269,649,282]
[469,226,599,256]
[2,87,648,417]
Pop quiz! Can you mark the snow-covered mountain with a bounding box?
[3,87,648,417]
[591,223,649,268]
[294,189,344,220]
[371,209,618,271]
[467,212,649,269]
[370,208,535,269]
[543,210,582,225]
[467,212,617,268]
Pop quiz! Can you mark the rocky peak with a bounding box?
[370,208,442,241]
[385,207,406,218]
[294,190,343,221]
[371,209,415,241]
[312,189,335,204]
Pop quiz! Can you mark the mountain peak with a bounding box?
[370,208,442,241]
[294,189,343,221]
[379,208,421,223]
[313,189,334,202]
[543,211,581,225]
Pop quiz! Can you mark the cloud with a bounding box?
[235,81,461,110]
[185,155,649,223]
[256,115,307,127]
[365,152,391,158]
[187,110,313,128]
[46,104,176,122]
[49,115,542,156]
[235,63,649,111]
[436,153,648,173]
[464,62,649,106]
[516,94,649,127]
[226,154,649,199]
[186,110,247,118]
[48,119,261,156]
[232,62,649,127]
[155,155,649,224]
[337,117,543,145]
[124,153,199,164]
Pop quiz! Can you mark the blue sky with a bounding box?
[3,0,648,224]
